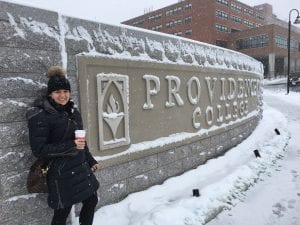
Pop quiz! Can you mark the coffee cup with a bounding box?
[75,130,86,149]
[75,130,86,140]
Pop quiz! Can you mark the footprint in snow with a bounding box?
[272,202,286,217]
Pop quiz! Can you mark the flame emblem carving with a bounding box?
[103,94,124,141]
[97,73,130,151]
[107,95,119,114]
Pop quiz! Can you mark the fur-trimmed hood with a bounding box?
[26,97,75,121]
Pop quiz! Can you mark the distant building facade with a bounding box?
[122,0,300,78]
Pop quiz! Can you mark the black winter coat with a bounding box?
[27,98,99,209]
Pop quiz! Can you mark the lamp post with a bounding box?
[287,9,300,94]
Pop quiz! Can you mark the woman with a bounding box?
[27,66,100,225]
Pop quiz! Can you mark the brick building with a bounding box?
[122,0,300,78]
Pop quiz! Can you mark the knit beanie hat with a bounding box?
[47,66,71,95]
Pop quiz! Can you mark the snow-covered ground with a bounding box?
[263,77,287,86]
[207,89,300,225]
[72,84,299,225]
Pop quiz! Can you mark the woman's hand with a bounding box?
[74,139,86,150]
[91,163,100,172]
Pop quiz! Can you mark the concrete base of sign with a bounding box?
[95,116,258,206]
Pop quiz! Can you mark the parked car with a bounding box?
[289,72,300,86]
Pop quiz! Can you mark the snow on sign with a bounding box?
[77,55,261,158]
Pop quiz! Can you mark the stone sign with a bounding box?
[77,56,260,159]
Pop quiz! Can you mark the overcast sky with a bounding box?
[2,0,300,25]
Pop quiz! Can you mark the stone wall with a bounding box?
[0,1,263,224]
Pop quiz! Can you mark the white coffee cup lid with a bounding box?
[75,130,86,137]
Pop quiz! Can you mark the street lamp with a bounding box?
[287,9,300,94]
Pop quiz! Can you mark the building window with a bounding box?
[151,25,163,31]
[216,0,228,6]
[231,15,242,23]
[133,19,145,25]
[155,13,162,20]
[166,19,182,28]
[185,16,192,24]
[216,24,228,32]
[216,10,228,20]
[276,36,300,51]
[249,9,254,16]
[216,40,228,48]
[275,36,287,49]
[166,6,183,16]
[185,29,192,35]
[174,7,182,14]
[244,20,254,28]
[185,3,192,10]
[231,28,240,33]
[256,13,264,20]
[173,31,183,36]
[174,19,182,26]
[148,15,155,21]
[231,2,242,12]
[243,8,254,16]
[148,13,162,22]
[291,40,299,51]
[166,21,172,28]
[236,34,268,50]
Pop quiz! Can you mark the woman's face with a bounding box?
[49,89,70,105]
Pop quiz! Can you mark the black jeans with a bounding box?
[51,194,98,225]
